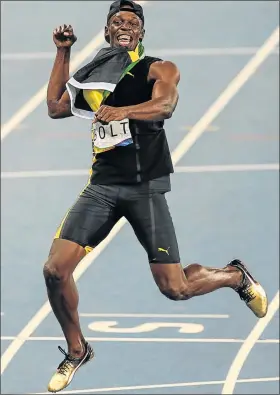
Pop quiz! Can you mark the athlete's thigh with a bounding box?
[124,191,180,263]
[54,183,122,253]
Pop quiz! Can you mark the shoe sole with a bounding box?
[48,346,94,393]
[228,259,256,282]
[228,259,268,318]
[66,349,94,388]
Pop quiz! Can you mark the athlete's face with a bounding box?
[105,10,144,50]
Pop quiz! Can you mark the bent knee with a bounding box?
[43,260,69,287]
[158,284,191,301]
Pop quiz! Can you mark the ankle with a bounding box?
[225,266,243,289]
[68,341,86,358]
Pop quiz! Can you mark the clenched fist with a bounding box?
[53,24,77,48]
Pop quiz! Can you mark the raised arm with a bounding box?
[47,24,77,119]
[94,60,180,123]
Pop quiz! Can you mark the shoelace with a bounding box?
[57,346,79,376]
[238,285,256,303]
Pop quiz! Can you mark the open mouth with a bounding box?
[117,34,133,47]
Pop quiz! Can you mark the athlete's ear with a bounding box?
[139,28,145,42]
[104,25,110,43]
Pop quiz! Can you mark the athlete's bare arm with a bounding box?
[47,24,77,119]
[129,60,180,119]
[94,60,180,122]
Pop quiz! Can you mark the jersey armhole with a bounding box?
[145,56,163,83]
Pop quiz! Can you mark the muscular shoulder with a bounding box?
[148,60,180,84]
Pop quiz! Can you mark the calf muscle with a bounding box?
[43,239,86,356]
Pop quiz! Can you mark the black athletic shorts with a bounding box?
[54,176,180,263]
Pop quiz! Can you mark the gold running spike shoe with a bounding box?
[228,259,268,318]
[48,342,94,393]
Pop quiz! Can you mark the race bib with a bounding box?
[92,118,132,149]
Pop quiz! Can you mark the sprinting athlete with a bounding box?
[44,0,268,392]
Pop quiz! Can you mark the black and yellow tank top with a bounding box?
[84,56,174,185]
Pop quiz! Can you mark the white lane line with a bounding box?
[1,47,279,60]
[79,313,229,318]
[1,25,278,376]
[222,290,280,394]
[1,163,279,179]
[175,164,280,172]
[2,0,38,4]
[29,377,280,394]
[1,336,279,343]
[1,169,89,178]
[153,47,279,57]
[171,26,279,165]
